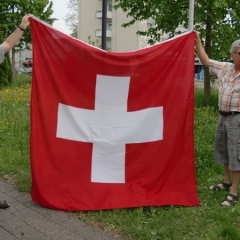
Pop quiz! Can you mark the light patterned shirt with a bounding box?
[0,44,4,64]
[209,59,240,112]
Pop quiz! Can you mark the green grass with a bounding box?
[0,74,31,191]
[1,78,240,240]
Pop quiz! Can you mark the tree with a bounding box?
[114,0,240,102]
[64,0,78,38]
[0,0,54,83]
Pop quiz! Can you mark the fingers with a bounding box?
[193,30,201,43]
[20,14,33,29]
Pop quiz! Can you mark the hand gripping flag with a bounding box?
[30,17,200,211]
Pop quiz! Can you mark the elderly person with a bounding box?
[0,14,31,209]
[195,31,240,206]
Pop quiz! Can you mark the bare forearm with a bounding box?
[2,14,31,54]
[3,28,25,53]
[195,32,209,67]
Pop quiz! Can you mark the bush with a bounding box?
[0,32,12,88]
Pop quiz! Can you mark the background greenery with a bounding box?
[0,32,12,88]
[0,74,31,191]
[0,76,240,240]
[0,0,54,83]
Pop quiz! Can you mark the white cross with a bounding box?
[56,75,163,183]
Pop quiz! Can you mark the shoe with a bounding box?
[221,193,239,206]
[0,200,10,209]
[209,182,232,191]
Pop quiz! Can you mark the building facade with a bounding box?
[14,48,32,68]
[78,0,157,52]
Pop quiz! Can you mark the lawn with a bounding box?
[0,77,240,240]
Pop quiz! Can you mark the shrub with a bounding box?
[0,32,12,88]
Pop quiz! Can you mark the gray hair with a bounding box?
[230,40,240,54]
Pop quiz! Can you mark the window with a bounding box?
[107,3,112,11]
[107,22,112,30]
[147,23,153,29]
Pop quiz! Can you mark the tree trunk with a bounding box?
[11,49,16,83]
[204,22,212,102]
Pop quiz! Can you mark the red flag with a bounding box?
[30,17,200,211]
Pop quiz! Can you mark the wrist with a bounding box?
[17,26,26,32]
[18,23,28,30]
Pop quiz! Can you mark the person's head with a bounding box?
[230,40,240,54]
[230,40,240,64]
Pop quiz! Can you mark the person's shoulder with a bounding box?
[209,59,232,68]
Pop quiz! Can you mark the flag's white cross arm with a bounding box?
[57,75,163,183]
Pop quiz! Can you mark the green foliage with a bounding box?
[0,52,12,88]
[0,0,54,51]
[22,0,54,50]
[0,1,54,83]
[0,32,12,88]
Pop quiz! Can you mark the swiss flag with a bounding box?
[30,17,200,211]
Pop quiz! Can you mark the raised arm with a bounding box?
[194,31,209,67]
[2,14,31,54]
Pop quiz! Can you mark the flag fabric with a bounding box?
[30,17,200,211]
